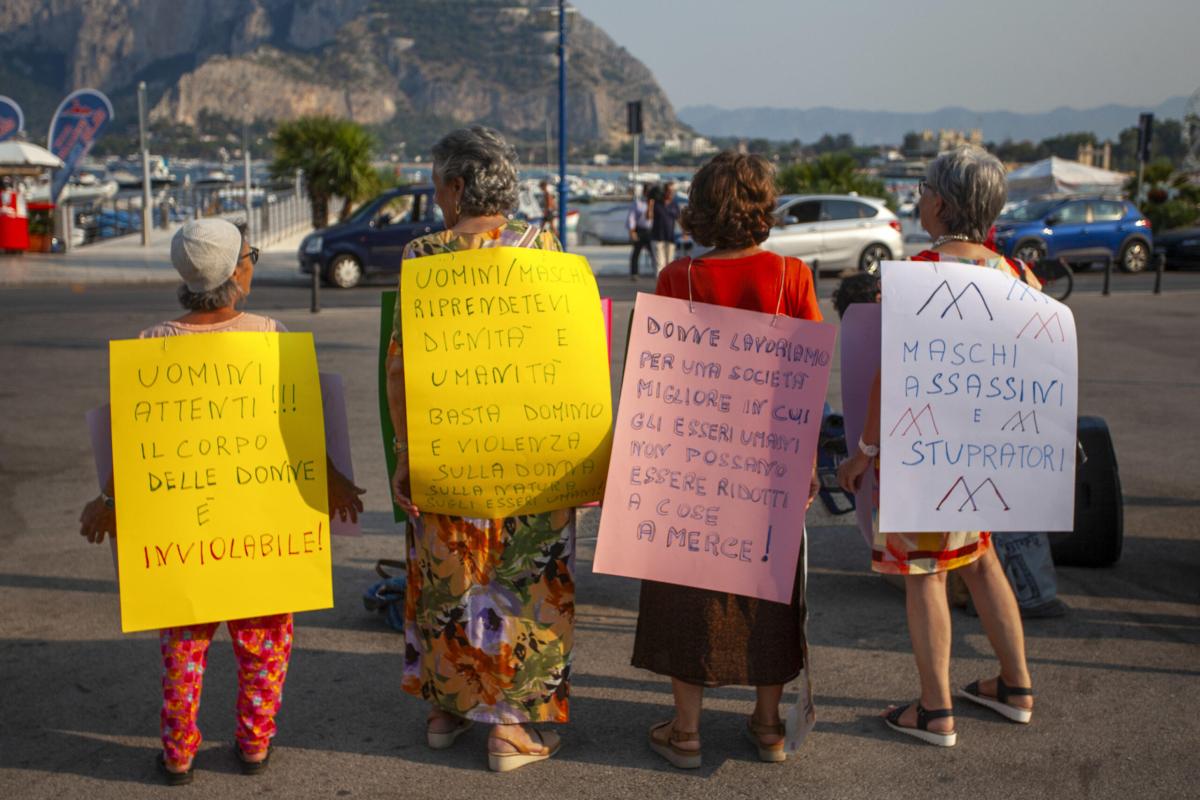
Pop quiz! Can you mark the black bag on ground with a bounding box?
[1051,416,1123,567]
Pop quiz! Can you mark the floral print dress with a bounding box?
[393,220,574,724]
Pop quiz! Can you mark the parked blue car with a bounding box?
[298,185,443,288]
[993,196,1153,273]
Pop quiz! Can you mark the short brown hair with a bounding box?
[681,151,777,250]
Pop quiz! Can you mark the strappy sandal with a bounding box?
[648,720,701,769]
[746,716,787,763]
[156,752,194,786]
[235,745,271,775]
[487,728,561,772]
[883,703,957,747]
[958,677,1034,723]
[427,711,474,750]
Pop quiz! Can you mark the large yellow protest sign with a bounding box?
[109,332,330,633]
[401,247,613,516]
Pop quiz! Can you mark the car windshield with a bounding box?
[1000,200,1061,222]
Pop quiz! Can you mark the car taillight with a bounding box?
[889,220,902,233]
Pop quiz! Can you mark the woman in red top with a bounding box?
[634,152,822,768]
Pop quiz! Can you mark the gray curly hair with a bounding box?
[431,127,520,217]
[925,145,1008,242]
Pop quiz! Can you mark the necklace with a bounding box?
[931,234,977,249]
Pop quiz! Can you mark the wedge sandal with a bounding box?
[883,703,957,747]
[427,713,474,750]
[487,728,560,772]
[958,677,1034,723]
[648,720,701,769]
[746,716,787,763]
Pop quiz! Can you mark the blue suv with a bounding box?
[993,197,1152,273]
[298,185,443,288]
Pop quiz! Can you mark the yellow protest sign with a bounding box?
[109,332,330,633]
[401,246,613,517]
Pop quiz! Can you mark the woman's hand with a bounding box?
[327,466,365,523]
[79,496,116,544]
[807,467,821,510]
[837,452,871,495]
[391,454,420,518]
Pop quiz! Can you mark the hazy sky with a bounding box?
[571,0,1200,112]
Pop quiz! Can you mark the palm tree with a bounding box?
[777,153,892,204]
[270,117,380,229]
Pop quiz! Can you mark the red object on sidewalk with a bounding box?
[0,187,30,251]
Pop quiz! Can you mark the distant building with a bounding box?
[908,128,984,157]
[657,134,718,157]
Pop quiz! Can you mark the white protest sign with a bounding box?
[880,260,1078,533]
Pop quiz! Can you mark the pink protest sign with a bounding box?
[86,372,361,537]
[594,293,837,603]
[838,303,881,548]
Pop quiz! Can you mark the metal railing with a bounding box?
[64,180,312,249]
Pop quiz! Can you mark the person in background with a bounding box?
[627,184,652,280]
[648,180,681,275]
[832,271,881,318]
[77,218,364,785]
[837,146,1038,748]
[539,178,557,236]
[633,152,822,769]
[387,127,574,773]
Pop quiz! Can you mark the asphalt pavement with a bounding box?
[0,255,1197,799]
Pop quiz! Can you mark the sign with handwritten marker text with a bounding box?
[594,293,836,603]
[879,260,1078,533]
[109,333,331,633]
[401,247,613,516]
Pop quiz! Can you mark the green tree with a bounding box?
[777,153,893,205]
[270,116,379,228]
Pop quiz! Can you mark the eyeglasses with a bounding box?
[245,245,260,265]
[917,179,928,197]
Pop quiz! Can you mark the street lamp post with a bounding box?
[137,81,151,246]
[556,0,568,250]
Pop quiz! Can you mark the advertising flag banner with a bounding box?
[48,89,114,203]
[0,96,23,142]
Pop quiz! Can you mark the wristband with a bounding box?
[858,436,879,458]
[100,491,115,510]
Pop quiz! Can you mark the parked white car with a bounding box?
[765,194,903,273]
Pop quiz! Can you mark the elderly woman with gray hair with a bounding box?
[78,218,364,784]
[838,145,1039,748]
[385,127,570,772]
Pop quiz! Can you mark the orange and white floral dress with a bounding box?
[392,220,574,724]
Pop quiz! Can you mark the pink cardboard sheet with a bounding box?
[594,293,837,603]
[838,303,881,548]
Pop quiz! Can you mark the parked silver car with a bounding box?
[765,194,903,272]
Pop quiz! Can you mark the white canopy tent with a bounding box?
[0,140,64,177]
[1006,157,1128,202]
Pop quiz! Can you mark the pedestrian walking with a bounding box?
[627,184,652,279]
[837,146,1038,748]
[386,127,573,773]
[648,180,681,274]
[633,152,822,769]
[77,218,364,785]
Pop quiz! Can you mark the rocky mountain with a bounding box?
[680,97,1191,145]
[0,0,684,146]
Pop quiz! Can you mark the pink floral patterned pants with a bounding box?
[159,614,293,765]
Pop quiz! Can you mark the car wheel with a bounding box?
[1013,240,1046,265]
[328,254,363,288]
[858,243,891,273]
[1118,239,1149,273]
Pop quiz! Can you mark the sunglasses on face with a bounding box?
[244,245,260,265]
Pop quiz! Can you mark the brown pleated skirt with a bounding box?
[631,537,807,687]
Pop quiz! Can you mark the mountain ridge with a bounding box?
[680,96,1191,144]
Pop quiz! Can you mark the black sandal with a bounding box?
[156,752,194,786]
[883,703,957,747]
[235,745,272,775]
[958,677,1034,723]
